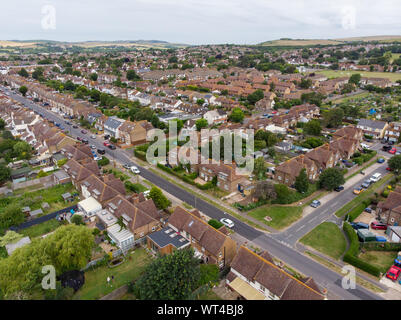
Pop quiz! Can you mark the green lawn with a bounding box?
[249,205,303,230]
[300,222,347,260]
[20,219,63,239]
[197,289,222,300]
[0,183,79,216]
[316,70,401,82]
[358,251,398,273]
[73,248,152,300]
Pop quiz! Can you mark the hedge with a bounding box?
[134,149,147,161]
[157,163,215,190]
[342,222,381,277]
[208,219,224,229]
[345,199,372,222]
[360,242,401,252]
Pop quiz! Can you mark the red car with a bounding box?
[386,265,401,281]
[371,221,387,230]
[389,148,397,154]
[103,141,110,147]
[387,167,393,171]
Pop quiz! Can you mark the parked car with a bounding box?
[90,145,96,149]
[108,144,116,150]
[387,167,393,171]
[386,265,401,281]
[220,218,235,228]
[395,252,401,267]
[371,221,387,230]
[310,200,321,208]
[334,186,345,192]
[131,166,140,174]
[377,158,385,164]
[370,173,382,183]
[123,164,131,169]
[383,145,392,152]
[97,149,106,155]
[81,130,87,134]
[350,222,369,230]
[104,134,110,140]
[353,187,364,195]
[375,236,387,242]
[90,134,96,139]
[72,125,78,129]
[361,180,371,189]
[82,139,88,144]
[77,136,82,141]
[103,141,110,147]
[389,147,397,154]
[389,141,395,145]
[364,207,372,213]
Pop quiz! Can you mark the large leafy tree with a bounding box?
[0,203,25,230]
[304,119,322,136]
[195,118,208,131]
[0,225,93,298]
[13,141,32,159]
[253,157,267,180]
[229,107,244,123]
[0,165,11,185]
[19,85,28,96]
[388,155,401,174]
[149,187,171,210]
[295,168,309,193]
[319,168,345,191]
[134,248,201,300]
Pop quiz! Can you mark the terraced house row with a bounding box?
[274,125,363,186]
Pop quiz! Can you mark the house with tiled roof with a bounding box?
[151,206,237,268]
[226,246,325,300]
[118,120,154,147]
[357,119,388,139]
[377,187,401,227]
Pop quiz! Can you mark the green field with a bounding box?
[73,249,151,300]
[248,205,302,230]
[358,251,398,273]
[20,219,62,239]
[316,70,401,82]
[300,222,347,260]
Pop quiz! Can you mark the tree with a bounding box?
[32,67,44,81]
[388,155,401,174]
[0,231,23,247]
[71,214,85,226]
[126,69,140,81]
[134,248,201,300]
[89,73,98,81]
[349,74,361,86]
[294,169,309,193]
[19,85,28,96]
[149,187,171,210]
[0,225,94,298]
[304,119,322,136]
[324,108,344,128]
[0,118,5,130]
[247,89,264,105]
[18,68,29,78]
[299,78,312,89]
[253,157,267,180]
[97,156,110,166]
[13,141,32,159]
[319,168,345,191]
[195,118,208,131]
[229,107,244,123]
[0,203,25,230]
[0,165,11,185]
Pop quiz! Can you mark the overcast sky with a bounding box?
[1,0,400,45]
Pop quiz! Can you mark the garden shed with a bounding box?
[357,229,377,242]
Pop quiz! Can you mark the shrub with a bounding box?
[97,156,110,167]
[208,219,224,229]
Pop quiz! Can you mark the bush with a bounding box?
[134,149,147,161]
[208,219,224,229]
[97,156,110,167]
[345,199,372,222]
[382,190,389,198]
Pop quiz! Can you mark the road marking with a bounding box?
[295,225,305,232]
[309,216,318,222]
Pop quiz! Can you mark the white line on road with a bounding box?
[295,225,305,232]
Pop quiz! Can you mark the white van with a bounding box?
[361,143,370,150]
[370,173,382,183]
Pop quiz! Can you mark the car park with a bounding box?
[386,265,401,281]
[334,186,345,192]
[353,187,364,195]
[350,222,369,230]
[220,218,235,228]
[310,200,321,208]
[371,221,387,230]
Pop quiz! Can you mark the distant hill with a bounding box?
[0,40,188,49]
[258,35,401,47]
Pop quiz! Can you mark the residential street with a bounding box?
[1,86,385,300]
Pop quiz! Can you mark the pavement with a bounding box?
[1,85,386,300]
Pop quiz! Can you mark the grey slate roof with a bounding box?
[104,116,124,129]
[147,227,190,249]
[357,119,387,130]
